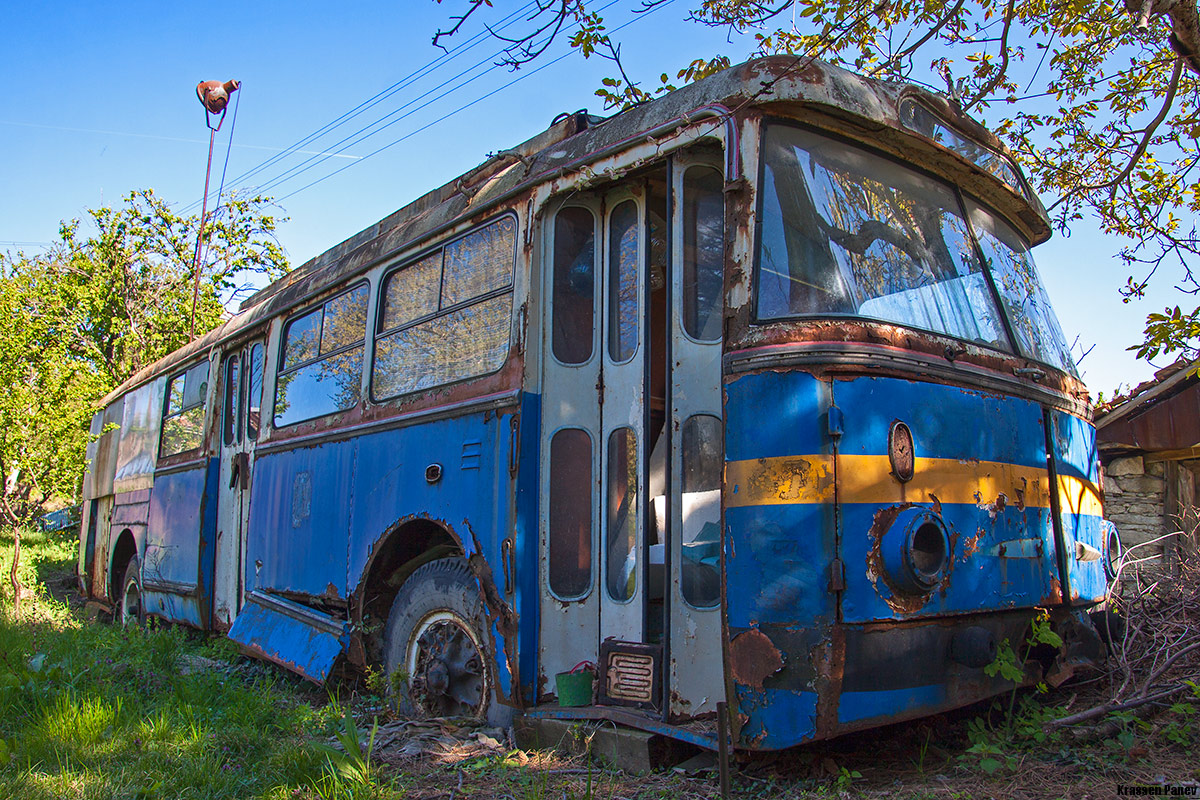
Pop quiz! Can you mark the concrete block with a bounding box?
[513,717,698,774]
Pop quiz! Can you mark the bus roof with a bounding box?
[99,56,1047,409]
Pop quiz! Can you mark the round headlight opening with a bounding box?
[911,521,948,584]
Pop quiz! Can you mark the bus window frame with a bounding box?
[273,280,371,429]
[158,360,210,460]
[369,212,518,403]
[748,118,1073,373]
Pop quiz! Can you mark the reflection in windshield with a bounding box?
[758,125,1011,351]
[966,200,1078,375]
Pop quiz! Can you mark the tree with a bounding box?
[0,189,287,520]
[434,0,1200,364]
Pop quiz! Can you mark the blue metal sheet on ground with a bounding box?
[228,593,349,683]
[1048,409,1106,603]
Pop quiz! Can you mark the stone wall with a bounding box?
[1101,455,1167,558]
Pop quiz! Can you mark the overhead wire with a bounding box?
[268,0,665,202]
[185,1,541,213]
[248,0,628,199]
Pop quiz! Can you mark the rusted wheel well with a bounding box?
[109,529,137,605]
[356,519,462,665]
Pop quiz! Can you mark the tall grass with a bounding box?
[0,526,399,799]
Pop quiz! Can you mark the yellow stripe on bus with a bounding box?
[725,455,1099,514]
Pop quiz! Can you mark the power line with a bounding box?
[244,0,629,200]
[275,0,680,202]
[185,1,541,213]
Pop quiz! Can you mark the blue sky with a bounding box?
[0,0,1183,397]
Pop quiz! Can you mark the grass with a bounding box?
[2,524,1198,800]
[0,525,395,800]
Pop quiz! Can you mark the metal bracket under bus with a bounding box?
[227,590,350,683]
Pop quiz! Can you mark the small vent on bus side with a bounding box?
[599,640,662,710]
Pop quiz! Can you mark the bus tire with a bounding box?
[382,558,499,723]
[118,556,144,627]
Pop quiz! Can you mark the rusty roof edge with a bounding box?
[1094,358,1200,429]
[239,56,1038,316]
[96,304,272,410]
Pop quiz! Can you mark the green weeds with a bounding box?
[0,526,400,800]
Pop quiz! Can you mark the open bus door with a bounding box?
[537,152,726,722]
[214,340,265,630]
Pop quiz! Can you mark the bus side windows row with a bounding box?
[160,361,209,458]
[373,215,516,399]
[275,284,369,428]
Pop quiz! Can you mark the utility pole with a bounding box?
[190,79,239,339]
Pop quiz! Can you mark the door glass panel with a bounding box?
[682,166,724,341]
[223,356,241,446]
[681,414,722,608]
[606,427,638,601]
[247,343,264,441]
[552,207,595,365]
[607,200,639,362]
[549,428,592,599]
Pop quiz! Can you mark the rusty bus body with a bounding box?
[77,57,1116,750]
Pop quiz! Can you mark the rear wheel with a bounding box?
[118,556,144,626]
[382,558,495,720]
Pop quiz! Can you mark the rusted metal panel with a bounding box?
[1047,409,1107,603]
[228,590,350,683]
[835,375,1061,621]
[113,377,166,494]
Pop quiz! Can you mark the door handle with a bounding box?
[229,452,249,490]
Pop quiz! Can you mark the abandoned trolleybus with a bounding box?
[77,56,1118,750]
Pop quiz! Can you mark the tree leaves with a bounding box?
[0,190,287,518]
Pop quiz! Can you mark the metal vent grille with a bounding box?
[598,640,661,709]
[606,652,655,703]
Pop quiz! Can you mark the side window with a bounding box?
[161,361,209,457]
[549,427,593,599]
[247,343,264,440]
[552,207,596,365]
[222,356,241,446]
[682,165,724,341]
[275,284,368,427]
[373,216,516,399]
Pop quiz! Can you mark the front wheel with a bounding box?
[118,556,144,626]
[382,558,495,720]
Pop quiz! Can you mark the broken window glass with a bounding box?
[607,200,640,363]
[757,125,1012,352]
[606,427,638,601]
[373,294,511,397]
[161,361,208,457]
[683,166,724,341]
[442,216,516,307]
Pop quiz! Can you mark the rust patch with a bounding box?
[729,628,785,689]
[962,528,984,558]
[465,521,522,706]
[811,625,843,740]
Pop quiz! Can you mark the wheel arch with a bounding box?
[108,528,137,605]
[353,517,464,664]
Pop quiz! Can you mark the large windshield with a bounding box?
[757,124,1077,375]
